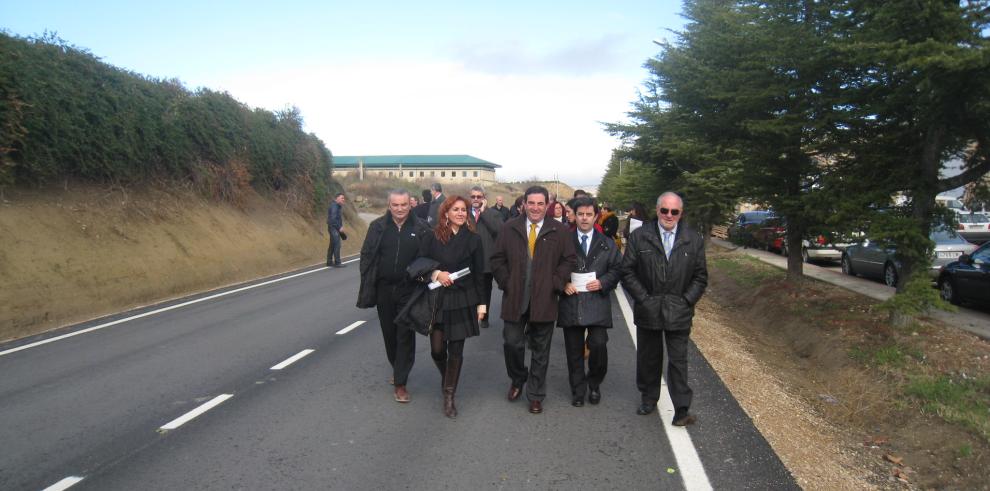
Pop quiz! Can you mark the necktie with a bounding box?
[529,223,538,257]
[663,231,673,260]
[474,208,480,221]
[580,234,589,256]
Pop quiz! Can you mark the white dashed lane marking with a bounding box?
[159,394,234,432]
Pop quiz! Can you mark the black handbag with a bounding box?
[394,257,444,336]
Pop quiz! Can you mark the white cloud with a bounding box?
[205,59,639,186]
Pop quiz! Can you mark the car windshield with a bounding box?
[957,213,988,224]
[931,227,968,244]
[742,211,771,223]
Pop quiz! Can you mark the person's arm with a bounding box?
[597,241,623,293]
[683,233,708,305]
[471,236,487,319]
[553,228,577,293]
[490,226,509,289]
[619,233,649,302]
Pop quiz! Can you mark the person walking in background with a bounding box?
[549,201,566,222]
[493,195,511,221]
[428,183,445,225]
[558,198,622,407]
[509,195,524,219]
[621,191,707,425]
[418,195,487,418]
[598,204,619,240]
[466,185,504,329]
[491,185,576,415]
[356,189,431,404]
[414,189,432,220]
[409,195,419,210]
[327,192,346,267]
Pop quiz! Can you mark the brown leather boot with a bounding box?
[443,358,462,419]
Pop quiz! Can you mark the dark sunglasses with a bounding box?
[470,195,484,199]
[659,208,681,216]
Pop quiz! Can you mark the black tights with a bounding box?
[430,328,464,362]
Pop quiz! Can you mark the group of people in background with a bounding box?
[344,182,707,427]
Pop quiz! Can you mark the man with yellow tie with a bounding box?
[491,186,577,414]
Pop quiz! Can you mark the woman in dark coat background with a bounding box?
[421,195,486,418]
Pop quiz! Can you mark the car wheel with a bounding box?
[939,277,960,305]
[883,262,898,287]
[841,254,855,275]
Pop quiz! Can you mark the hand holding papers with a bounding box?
[570,272,597,292]
[429,267,471,290]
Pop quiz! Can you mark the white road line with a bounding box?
[0,258,360,358]
[271,349,315,370]
[42,476,84,491]
[615,285,713,491]
[335,320,365,335]
[159,394,233,431]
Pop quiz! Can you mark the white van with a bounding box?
[935,195,969,214]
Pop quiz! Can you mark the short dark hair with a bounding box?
[571,197,598,214]
[334,192,345,199]
[524,185,549,204]
[421,189,431,203]
[430,183,443,193]
[573,189,588,198]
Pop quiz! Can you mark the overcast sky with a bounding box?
[1,0,686,187]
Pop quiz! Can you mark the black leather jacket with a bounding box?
[356,212,431,309]
[557,230,622,328]
[620,221,708,331]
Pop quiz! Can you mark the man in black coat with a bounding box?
[327,192,345,267]
[357,189,431,404]
[466,185,504,329]
[557,198,622,407]
[620,191,708,426]
[427,183,445,225]
[413,189,432,221]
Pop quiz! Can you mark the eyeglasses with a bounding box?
[470,195,484,199]
[659,208,681,216]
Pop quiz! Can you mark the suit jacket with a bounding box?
[490,217,576,323]
[557,229,622,328]
[467,206,504,273]
[428,193,445,224]
[620,221,708,331]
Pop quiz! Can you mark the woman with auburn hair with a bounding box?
[419,195,486,418]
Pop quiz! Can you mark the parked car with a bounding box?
[937,241,990,306]
[751,217,852,263]
[955,213,990,244]
[727,210,774,247]
[841,227,979,287]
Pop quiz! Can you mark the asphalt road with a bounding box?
[1,259,797,490]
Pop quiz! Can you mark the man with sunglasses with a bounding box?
[620,191,708,426]
[466,185,504,328]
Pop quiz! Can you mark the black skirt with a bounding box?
[435,306,480,341]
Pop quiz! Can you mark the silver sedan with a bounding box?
[841,228,979,287]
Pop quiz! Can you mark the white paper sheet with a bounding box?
[428,267,471,290]
[571,272,597,292]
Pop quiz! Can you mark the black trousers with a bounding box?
[562,326,608,398]
[636,327,692,411]
[481,273,493,312]
[375,282,416,386]
[503,314,554,401]
[327,227,342,265]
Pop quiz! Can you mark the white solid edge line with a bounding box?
[42,476,84,491]
[615,285,713,491]
[271,349,316,370]
[160,394,234,431]
[335,320,365,335]
[0,257,360,358]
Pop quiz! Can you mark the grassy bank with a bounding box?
[0,182,364,343]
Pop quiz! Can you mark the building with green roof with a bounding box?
[333,155,500,183]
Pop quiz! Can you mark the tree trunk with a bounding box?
[786,228,804,280]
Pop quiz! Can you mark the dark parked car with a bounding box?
[751,217,851,263]
[727,210,774,247]
[841,227,979,287]
[937,241,990,306]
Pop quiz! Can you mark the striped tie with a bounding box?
[529,223,538,257]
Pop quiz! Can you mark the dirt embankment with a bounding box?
[0,183,364,343]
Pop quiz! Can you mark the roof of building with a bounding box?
[333,155,500,169]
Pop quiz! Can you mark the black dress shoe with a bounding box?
[332,263,346,268]
[571,396,584,407]
[588,388,601,405]
[529,400,543,414]
[672,411,697,426]
[636,403,656,415]
[507,385,522,402]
